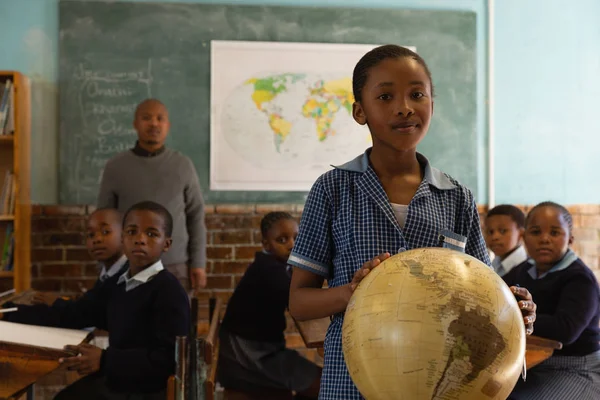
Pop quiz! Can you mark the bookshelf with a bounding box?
[0,71,31,292]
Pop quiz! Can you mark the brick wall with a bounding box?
[29,204,313,398]
[24,203,600,398]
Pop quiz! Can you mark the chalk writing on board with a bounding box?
[73,63,153,83]
[69,59,154,202]
[59,1,477,205]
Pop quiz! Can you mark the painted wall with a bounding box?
[1,0,598,205]
[494,0,600,204]
[0,0,59,203]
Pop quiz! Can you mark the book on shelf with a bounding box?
[0,79,14,135]
[0,170,16,215]
[1,223,14,271]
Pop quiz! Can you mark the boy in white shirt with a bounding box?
[484,204,528,277]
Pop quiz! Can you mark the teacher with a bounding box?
[97,98,207,293]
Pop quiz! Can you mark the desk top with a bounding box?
[525,335,563,369]
[294,317,330,349]
[0,290,36,306]
[0,342,72,399]
[525,335,563,350]
[0,291,92,399]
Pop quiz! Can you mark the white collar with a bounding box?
[492,246,528,276]
[117,260,164,291]
[99,254,128,281]
[527,249,578,279]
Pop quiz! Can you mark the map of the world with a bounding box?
[210,41,403,191]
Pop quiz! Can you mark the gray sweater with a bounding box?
[97,148,206,268]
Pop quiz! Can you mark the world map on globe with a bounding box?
[220,72,370,170]
[343,248,526,400]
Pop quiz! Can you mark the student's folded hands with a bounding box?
[59,343,103,375]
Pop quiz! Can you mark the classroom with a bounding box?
[1,0,599,399]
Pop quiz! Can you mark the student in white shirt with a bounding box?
[484,204,528,277]
[32,208,128,306]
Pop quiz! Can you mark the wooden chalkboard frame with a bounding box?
[59,1,476,204]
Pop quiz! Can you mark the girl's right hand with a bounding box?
[349,252,391,292]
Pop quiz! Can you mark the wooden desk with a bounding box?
[293,317,563,370]
[525,335,563,369]
[0,290,36,307]
[0,343,72,400]
[0,291,88,400]
[0,290,38,400]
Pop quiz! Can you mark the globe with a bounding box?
[342,248,526,400]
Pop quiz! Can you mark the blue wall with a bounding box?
[1,0,599,205]
[494,0,600,204]
[0,0,59,203]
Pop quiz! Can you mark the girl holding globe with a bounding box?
[288,45,536,399]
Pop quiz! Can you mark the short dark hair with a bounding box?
[134,98,167,118]
[525,201,573,234]
[89,207,122,224]
[486,205,525,229]
[352,44,434,103]
[123,201,173,237]
[260,211,294,238]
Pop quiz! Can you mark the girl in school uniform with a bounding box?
[288,44,537,399]
[218,212,321,399]
[504,202,600,400]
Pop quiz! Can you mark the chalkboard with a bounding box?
[59,1,476,204]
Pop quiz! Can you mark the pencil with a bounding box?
[0,288,16,298]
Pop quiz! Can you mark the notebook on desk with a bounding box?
[0,320,91,353]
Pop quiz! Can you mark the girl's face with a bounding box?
[352,57,433,153]
[262,218,299,263]
[523,206,573,272]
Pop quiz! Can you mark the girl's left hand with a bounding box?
[511,286,536,335]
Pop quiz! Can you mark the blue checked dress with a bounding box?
[288,149,490,400]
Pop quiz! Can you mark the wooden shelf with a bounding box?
[0,71,31,291]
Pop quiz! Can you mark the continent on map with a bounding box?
[268,113,292,150]
[245,74,305,151]
[433,295,507,398]
[302,78,354,141]
[243,74,357,152]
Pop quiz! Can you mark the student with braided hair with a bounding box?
[217,212,321,398]
[504,201,600,399]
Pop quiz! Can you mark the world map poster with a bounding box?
[210,41,414,191]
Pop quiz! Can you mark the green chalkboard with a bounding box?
[59,1,476,204]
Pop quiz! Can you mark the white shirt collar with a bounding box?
[492,246,528,277]
[99,254,128,282]
[117,260,164,291]
[527,249,578,279]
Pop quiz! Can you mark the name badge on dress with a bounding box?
[438,229,467,253]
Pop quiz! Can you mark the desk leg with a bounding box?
[27,384,34,400]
